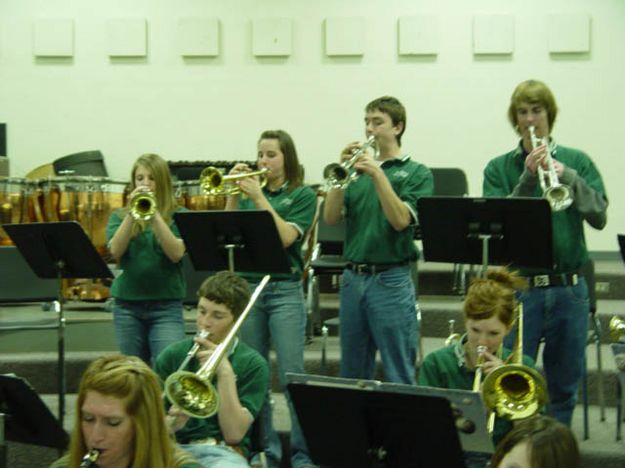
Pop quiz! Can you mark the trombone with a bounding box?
[199,166,268,196]
[164,275,270,418]
[323,135,378,190]
[129,191,157,221]
[529,126,573,212]
[481,303,548,429]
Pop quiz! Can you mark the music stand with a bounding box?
[174,210,291,274]
[417,197,553,275]
[287,373,466,467]
[0,374,69,468]
[3,222,113,427]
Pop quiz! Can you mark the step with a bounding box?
[315,258,625,301]
[315,293,625,344]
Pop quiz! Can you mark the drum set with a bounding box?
[0,175,225,300]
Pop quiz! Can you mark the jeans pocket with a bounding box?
[376,268,411,289]
[566,279,589,304]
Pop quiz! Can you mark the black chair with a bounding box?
[580,258,605,440]
[306,201,347,367]
[428,168,470,295]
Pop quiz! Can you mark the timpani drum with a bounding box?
[40,176,128,255]
[175,180,226,211]
[0,177,38,245]
[38,176,128,301]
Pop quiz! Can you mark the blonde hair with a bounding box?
[124,153,179,237]
[61,355,196,468]
[464,268,528,328]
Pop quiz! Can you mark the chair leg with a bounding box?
[415,303,423,367]
[320,325,328,375]
[616,381,622,441]
[593,315,606,421]
[582,353,589,440]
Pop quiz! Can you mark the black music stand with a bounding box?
[417,197,553,274]
[287,373,466,468]
[3,222,113,427]
[0,374,69,468]
[174,210,291,274]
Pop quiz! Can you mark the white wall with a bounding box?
[1,0,624,251]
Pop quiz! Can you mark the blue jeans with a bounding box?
[239,279,314,468]
[180,443,248,468]
[112,299,186,365]
[339,265,418,384]
[504,278,589,426]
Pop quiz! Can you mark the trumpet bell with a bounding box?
[544,185,573,212]
[482,364,548,420]
[609,315,625,342]
[164,370,219,418]
[199,167,225,195]
[129,191,156,221]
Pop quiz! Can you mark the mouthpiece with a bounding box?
[79,449,100,468]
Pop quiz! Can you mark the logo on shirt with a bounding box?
[281,198,293,207]
[392,170,409,179]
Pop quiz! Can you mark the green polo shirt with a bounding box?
[343,156,433,263]
[155,338,269,457]
[106,209,186,301]
[239,183,316,280]
[418,340,535,446]
[483,143,607,274]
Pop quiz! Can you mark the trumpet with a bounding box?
[129,190,157,221]
[323,135,378,190]
[164,275,270,418]
[481,303,548,427]
[529,126,573,212]
[199,166,268,196]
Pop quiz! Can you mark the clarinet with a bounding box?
[79,449,100,468]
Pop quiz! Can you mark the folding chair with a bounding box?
[580,258,605,440]
[306,201,347,369]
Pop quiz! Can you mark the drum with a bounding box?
[176,180,226,211]
[38,176,128,301]
[0,177,37,245]
[41,176,128,255]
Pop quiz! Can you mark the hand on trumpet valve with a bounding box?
[340,141,364,162]
[229,163,264,199]
[525,145,549,176]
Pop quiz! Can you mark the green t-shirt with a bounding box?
[239,183,317,280]
[106,208,186,300]
[343,156,433,263]
[483,143,607,274]
[418,338,536,446]
[154,337,269,457]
